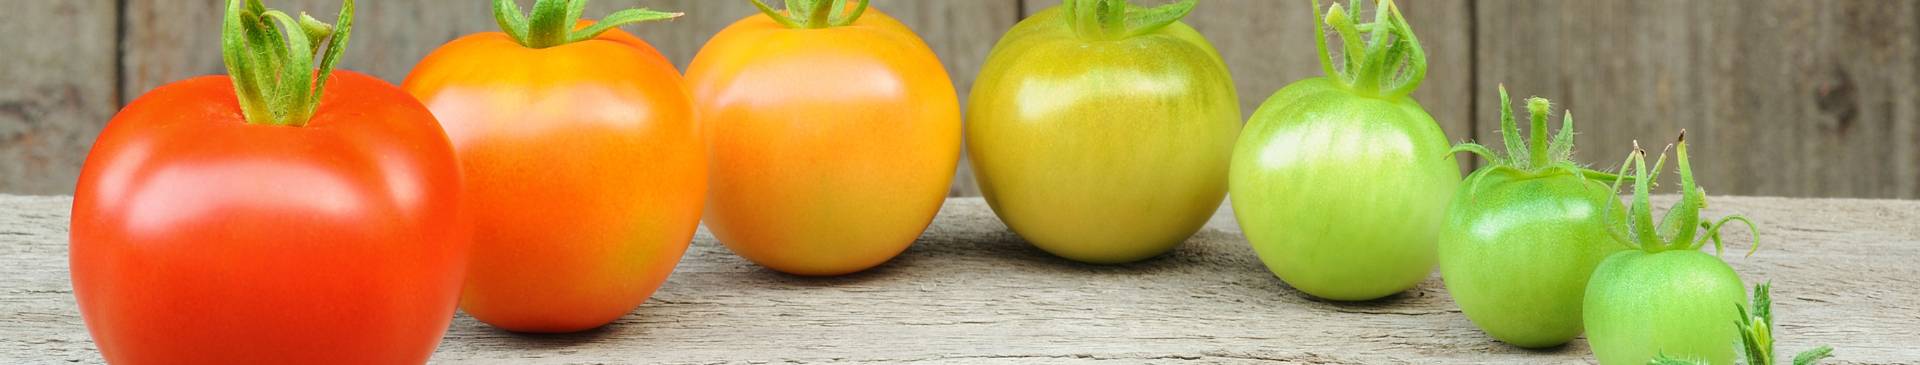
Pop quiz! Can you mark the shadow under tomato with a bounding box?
[439,312,624,352]
[893,202,1269,277]
[1232,245,1460,317]
[737,257,912,287]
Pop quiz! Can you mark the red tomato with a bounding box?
[403,9,704,331]
[687,3,961,276]
[69,70,468,364]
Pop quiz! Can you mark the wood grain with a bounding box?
[0,1,117,195]
[4,195,1917,364]
[1474,0,1920,199]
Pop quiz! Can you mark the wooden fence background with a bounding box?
[2,0,1915,198]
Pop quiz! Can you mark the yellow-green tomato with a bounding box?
[967,0,1239,264]
[1230,0,1458,301]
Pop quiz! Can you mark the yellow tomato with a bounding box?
[968,0,1239,264]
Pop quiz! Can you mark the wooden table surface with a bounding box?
[3,195,1917,364]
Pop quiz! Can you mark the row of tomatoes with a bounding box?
[66,0,1795,364]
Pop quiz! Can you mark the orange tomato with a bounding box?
[687,3,961,276]
[403,8,703,332]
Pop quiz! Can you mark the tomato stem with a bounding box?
[1526,97,1552,168]
[219,0,352,127]
[806,0,834,27]
[1311,0,1425,98]
[1061,0,1196,41]
[1449,86,1615,181]
[493,0,682,49]
[752,0,870,29]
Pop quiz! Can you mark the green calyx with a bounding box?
[1449,86,1623,203]
[1059,0,1198,41]
[1449,86,1606,177]
[220,0,353,127]
[493,0,682,49]
[1310,0,1425,98]
[1605,132,1760,255]
[1650,282,1836,365]
[751,0,870,29]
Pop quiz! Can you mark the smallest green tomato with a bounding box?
[1583,135,1757,365]
[967,0,1240,264]
[1437,88,1625,348]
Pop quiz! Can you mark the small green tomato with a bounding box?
[1437,88,1626,348]
[1584,135,1758,365]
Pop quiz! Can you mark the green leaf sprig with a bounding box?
[492,0,682,49]
[220,0,353,127]
[751,0,871,29]
[1059,0,1198,41]
[1648,282,1836,365]
[1310,0,1425,98]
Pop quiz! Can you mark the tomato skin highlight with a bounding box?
[70,71,468,364]
[1230,78,1461,301]
[1583,250,1746,365]
[403,28,705,333]
[967,6,1239,264]
[1437,168,1624,348]
[688,9,961,276]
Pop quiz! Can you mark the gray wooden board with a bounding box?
[1474,0,1920,199]
[0,0,117,195]
[3,195,1917,364]
[9,0,1920,199]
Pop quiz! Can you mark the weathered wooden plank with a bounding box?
[1023,0,1479,174]
[4,195,1917,363]
[119,1,495,98]
[1474,0,1920,199]
[0,1,117,195]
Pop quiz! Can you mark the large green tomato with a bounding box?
[1230,0,1459,301]
[1583,138,1753,365]
[968,0,1239,264]
[1437,90,1625,348]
